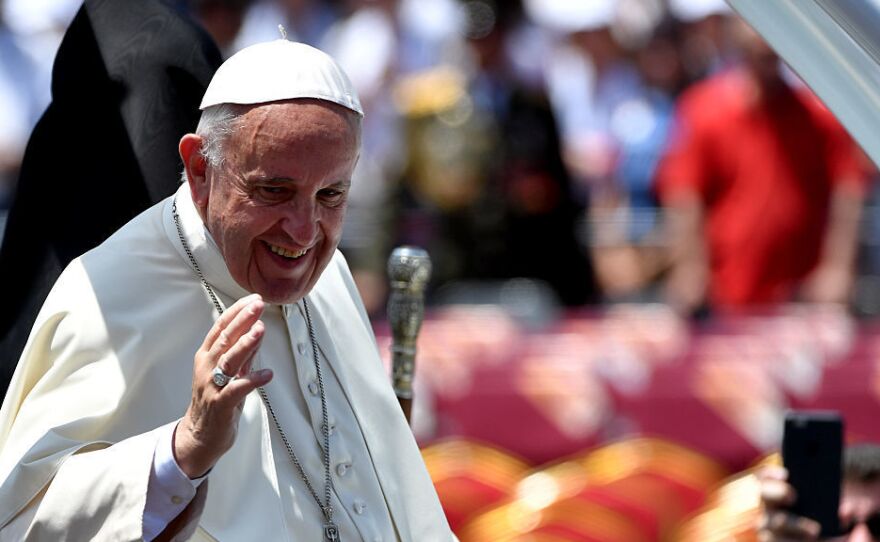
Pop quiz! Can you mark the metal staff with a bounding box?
[387,246,431,423]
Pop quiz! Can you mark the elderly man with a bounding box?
[760,444,880,542]
[0,39,453,541]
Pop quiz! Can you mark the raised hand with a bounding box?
[173,294,273,478]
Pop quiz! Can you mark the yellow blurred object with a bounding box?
[393,66,491,211]
[460,496,655,542]
[392,66,467,118]
[573,438,729,491]
[422,439,531,532]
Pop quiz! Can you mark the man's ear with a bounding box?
[179,134,208,208]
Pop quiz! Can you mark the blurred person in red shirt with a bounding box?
[655,16,867,314]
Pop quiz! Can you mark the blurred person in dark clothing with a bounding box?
[396,0,596,306]
[655,16,867,314]
[759,444,880,542]
[188,0,252,55]
[0,0,221,395]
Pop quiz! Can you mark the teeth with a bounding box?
[268,243,307,259]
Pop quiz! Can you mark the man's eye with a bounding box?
[257,186,289,199]
[319,189,346,204]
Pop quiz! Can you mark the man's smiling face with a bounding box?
[188,99,360,304]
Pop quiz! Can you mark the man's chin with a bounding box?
[255,289,306,305]
[249,280,311,305]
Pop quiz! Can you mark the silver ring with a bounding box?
[212,366,233,388]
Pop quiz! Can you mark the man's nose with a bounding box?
[280,200,318,245]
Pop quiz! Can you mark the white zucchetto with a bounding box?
[200,39,363,116]
[524,0,616,33]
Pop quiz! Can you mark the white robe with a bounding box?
[0,184,452,541]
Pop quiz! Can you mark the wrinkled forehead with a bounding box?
[232,99,361,145]
[223,99,361,171]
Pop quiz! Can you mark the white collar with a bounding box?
[166,183,253,303]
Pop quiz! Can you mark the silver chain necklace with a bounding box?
[172,198,340,541]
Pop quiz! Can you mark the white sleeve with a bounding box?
[0,422,209,542]
[143,422,207,542]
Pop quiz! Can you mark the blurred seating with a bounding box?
[380,304,874,469]
[444,437,727,541]
[421,438,531,532]
[459,496,655,542]
[573,438,729,537]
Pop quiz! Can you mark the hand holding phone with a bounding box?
[782,410,844,538]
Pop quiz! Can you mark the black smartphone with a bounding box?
[782,410,844,537]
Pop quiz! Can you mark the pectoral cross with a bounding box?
[324,523,340,541]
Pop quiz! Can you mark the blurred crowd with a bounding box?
[2,0,879,317]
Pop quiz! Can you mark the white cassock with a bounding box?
[0,183,453,541]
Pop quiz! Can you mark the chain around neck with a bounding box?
[171,197,335,525]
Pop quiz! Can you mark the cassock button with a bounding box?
[336,462,351,476]
[297,342,307,355]
[171,495,184,505]
[308,381,319,395]
[353,500,366,515]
